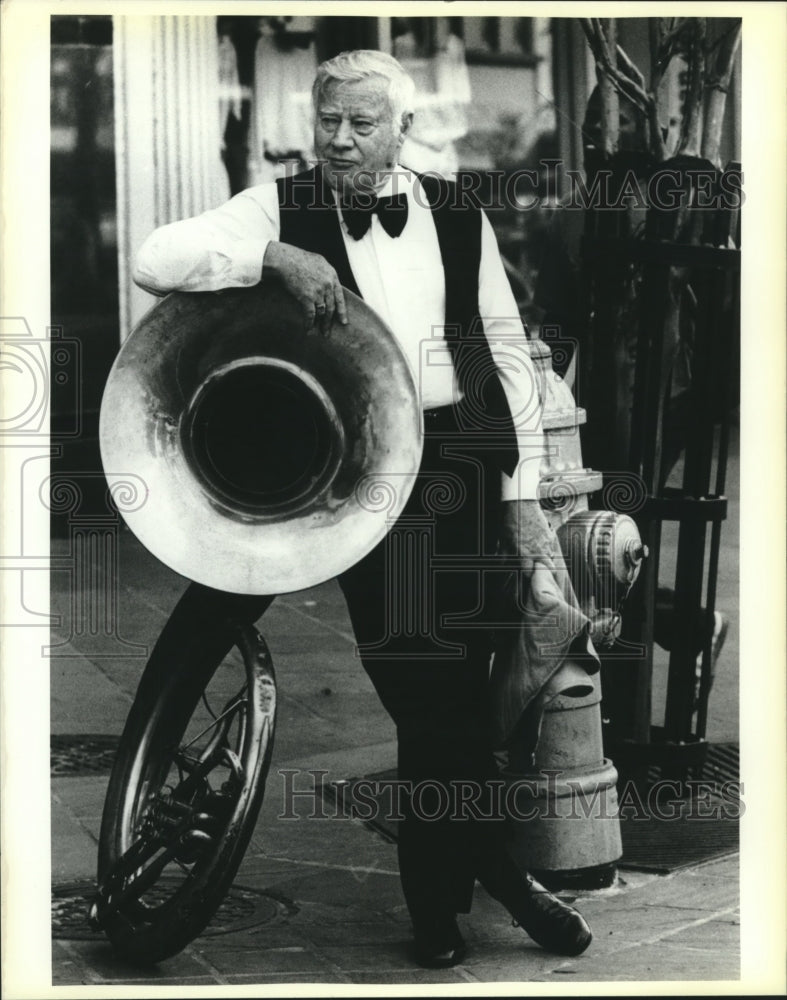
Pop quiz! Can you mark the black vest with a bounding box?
[275,167,518,475]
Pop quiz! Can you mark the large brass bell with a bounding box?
[100,281,422,594]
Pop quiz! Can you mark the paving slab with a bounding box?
[240,828,401,884]
[224,972,353,984]
[51,776,106,825]
[628,869,739,912]
[316,941,434,974]
[566,904,713,949]
[51,807,98,882]
[50,643,135,733]
[665,913,740,949]
[331,969,469,984]
[102,977,221,986]
[295,919,411,947]
[452,939,588,981]
[55,938,213,983]
[193,942,338,977]
[259,867,402,912]
[532,938,740,982]
[263,598,356,647]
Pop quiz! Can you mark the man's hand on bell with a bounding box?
[263,242,349,336]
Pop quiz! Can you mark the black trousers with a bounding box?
[147,404,518,919]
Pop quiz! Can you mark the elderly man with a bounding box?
[134,49,592,969]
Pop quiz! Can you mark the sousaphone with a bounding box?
[100,281,423,594]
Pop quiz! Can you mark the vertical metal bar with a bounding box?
[696,264,737,737]
[663,264,707,742]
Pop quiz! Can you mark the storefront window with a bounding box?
[386,16,558,319]
[463,17,538,65]
[217,16,319,192]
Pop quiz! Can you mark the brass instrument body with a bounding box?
[100,282,422,594]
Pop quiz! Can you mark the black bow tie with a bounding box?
[340,193,408,241]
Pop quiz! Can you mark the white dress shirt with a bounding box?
[133,169,545,499]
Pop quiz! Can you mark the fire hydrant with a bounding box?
[502,339,647,888]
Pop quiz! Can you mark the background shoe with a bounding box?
[507,874,592,956]
[411,914,467,969]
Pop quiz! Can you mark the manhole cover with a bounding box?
[51,735,120,776]
[52,880,295,940]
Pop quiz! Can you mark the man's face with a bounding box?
[314,77,412,195]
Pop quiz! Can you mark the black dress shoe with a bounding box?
[411,914,467,969]
[506,874,592,956]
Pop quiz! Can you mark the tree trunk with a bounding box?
[598,18,619,157]
[679,19,706,157]
[701,22,742,165]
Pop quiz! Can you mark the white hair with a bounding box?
[312,49,416,125]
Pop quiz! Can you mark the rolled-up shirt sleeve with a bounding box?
[132,185,280,295]
[478,211,546,501]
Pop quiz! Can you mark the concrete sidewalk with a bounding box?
[48,427,743,988]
